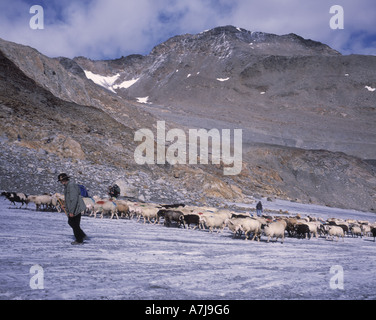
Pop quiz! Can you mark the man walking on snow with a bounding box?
[58,173,87,245]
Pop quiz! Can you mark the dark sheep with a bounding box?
[157,209,168,219]
[231,213,250,219]
[160,203,185,209]
[164,210,185,228]
[295,224,310,239]
[337,224,349,236]
[183,214,200,229]
[1,192,28,207]
[371,228,376,242]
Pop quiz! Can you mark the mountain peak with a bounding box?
[151,25,340,57]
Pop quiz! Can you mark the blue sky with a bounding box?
[0,0,375,60]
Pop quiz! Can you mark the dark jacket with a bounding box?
[64,180,86,216]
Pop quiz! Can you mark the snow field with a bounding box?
[0,197,375,300]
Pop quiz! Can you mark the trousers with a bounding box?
[68,213,86,243]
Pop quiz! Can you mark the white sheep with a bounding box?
[225,218,243,238]
[216,209,233,220]
[128,202,143,220]
[350,225,362,238]
[240,218,262,241]
[139,206,159,224]
[51,193,65,212]
[93,200,118,219]
[113,200,130,218]
[82,197,95,215]
[199,215,226,233]
[264,220,287,244]
[305,222,320,239]
[361,224,371,237]
[28,195,52,211]
[325,225,344,242]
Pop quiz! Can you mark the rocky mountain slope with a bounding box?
[75,26,376,159]
[0,26,375,212]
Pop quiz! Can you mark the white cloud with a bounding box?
[0,0,375,59]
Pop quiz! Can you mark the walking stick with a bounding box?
[57,198,68,217]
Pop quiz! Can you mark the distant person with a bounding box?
[108,184,121,199]
[58,173,87,245]
[256,201,263,217]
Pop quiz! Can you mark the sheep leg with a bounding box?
[110,211,119,220]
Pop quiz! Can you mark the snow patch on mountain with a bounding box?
[136,96,150,104]
[217,77,230,82]
[365,85,375,92]
[83,70,140,93]
[113,78,140,90]
[84,70,120,93]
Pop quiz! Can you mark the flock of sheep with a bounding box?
[3,191,376,243]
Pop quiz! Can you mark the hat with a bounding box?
[57,173,70,182]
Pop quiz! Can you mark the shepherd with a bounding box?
[57,173,87,245]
